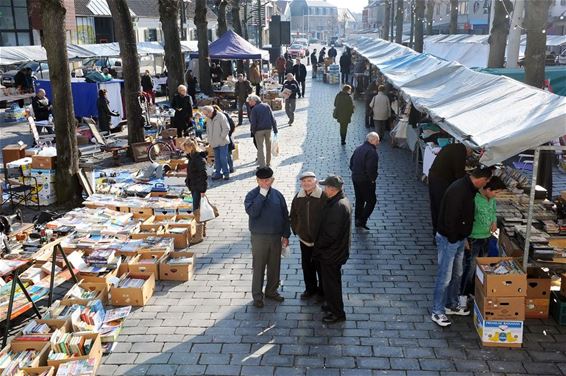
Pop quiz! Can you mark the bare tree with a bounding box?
[487,0,513,68]
[383,0,391,40]
[524,0,552,88]
[216,0,228,36]
[414,0,425,52]
[426,0,434,35]
[40,0,81,205]
[159,0,185,101]
[395,0,404,43]
[195,0,213,95]
[449,0,458,34]
[231,0,243,36]
[108,0,144,145]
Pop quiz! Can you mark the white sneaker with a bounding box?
[431,313,452,327]
[445,305,471,316]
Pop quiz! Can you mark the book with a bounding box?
[103,306,131,323]
[55,358,96,375]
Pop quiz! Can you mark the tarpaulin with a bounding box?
[188,30,269,60]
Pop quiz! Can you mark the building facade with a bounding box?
[289,0,339,42]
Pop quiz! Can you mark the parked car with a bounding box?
[1,61,49,87]
[81,57,123,78]
[517,53,556,67]
[287,44,306,58]
[556,49,566,65]
[293,38,309,47]
[308,38,319,44]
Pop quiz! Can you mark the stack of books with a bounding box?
[0,350,37,373]
[22,320,50,335]
[66,285,99,301]
[50,334,94,357]
[168,257,193,265]
[118,277,145,288]
[55,358,96,375]
[86,250,116,267]
[44,304,81,320]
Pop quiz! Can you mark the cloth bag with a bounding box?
[195,195,219,223]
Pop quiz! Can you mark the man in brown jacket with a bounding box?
[290,171,327,301]
[235,74,253,125]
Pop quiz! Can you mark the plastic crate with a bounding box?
[550,291,566,325]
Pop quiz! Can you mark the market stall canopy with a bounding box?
[188,30,269,60]
[345,36,566,166]
[479,66,566,97]
[0,41,199,65]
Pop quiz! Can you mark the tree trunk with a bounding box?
[217,0,228,37]
[524,0,551,88]
[395,0,404,43]
[159,0,185,102]
[195,0,213,95]
[505,0,525,68]
[40,0,81,206]
[231,0,243,35]
[426,0,434,35]
[243,1,249,39]
[487,0,512,68]
[414,0,425,52]
[108,0,144,145]
[383,0,390,40]
[449,0,458,34]
[390,0,395,41]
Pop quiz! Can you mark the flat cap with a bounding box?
[319,175,344,189]
[299,171,316,180]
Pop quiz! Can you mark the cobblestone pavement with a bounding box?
[98,74,566,376]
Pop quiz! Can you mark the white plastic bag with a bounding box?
[271,133,280,157]
[197,196,216,222]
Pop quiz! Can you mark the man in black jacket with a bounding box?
[290,172,327,301]
[339,52,351,84]
[310,49,318,77]
[428,143,472,237]
[292,59,307,98]
[350,132,380,230]
[315,175,352,324]
[431,167,492,327]
[328,46,337,63]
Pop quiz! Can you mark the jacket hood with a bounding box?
[297,185,323,198]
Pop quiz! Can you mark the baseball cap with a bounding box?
[319,175,344,189]
[299,171,316,180]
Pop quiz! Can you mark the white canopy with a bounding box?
[346,36,566,166]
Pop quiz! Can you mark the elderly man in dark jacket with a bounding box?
[290,171,327,301]
[292,59,307,98]
[314,175,352,324]
[245,167,291,308]
[350,132,380,230]
[339,52,351,84]
[235,74,253,125]
[248,95,278,168]
[333,85,355,145]
[310,49,318,77]
[431,167,492,328]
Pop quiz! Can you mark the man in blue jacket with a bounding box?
[244,167,291,308]
[349,132,380,230]
[247,95,278,168]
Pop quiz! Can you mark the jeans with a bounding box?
[191,190,203,211]
[213,145,230,177]
[237,100,247,125]
[278,72,285,84]
[285,98,296,124]
[432,233,465,315]
[460,238,490,296]
[341,72,349,84]
[353,180,377,225]
[255,129,271,167]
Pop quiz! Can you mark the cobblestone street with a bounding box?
[98,74,566,376]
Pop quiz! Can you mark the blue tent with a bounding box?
[188,30,268,60]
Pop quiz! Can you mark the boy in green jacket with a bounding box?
[460,176,506,303]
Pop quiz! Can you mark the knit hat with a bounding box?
[256,167,274,179]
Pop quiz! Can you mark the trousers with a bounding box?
[320,262,345,318]
[460,238,489,296]
[298,80,306,97]
[251,234,282,301]
[432,233,465,315]
[285,98,296,124]
[374,119,389,140]
[213,145,229,178]
[255,129,272,167]
[300,242,323,295]
[339,121,349,144]
[353,180,377,225]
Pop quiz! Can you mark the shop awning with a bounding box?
[346,36,566,166]
[188,30,269,60]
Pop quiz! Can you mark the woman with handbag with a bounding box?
[183,139,209,243]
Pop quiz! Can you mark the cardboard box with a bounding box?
[161,226,189,249]
[171,214,197,239]
[550,290,566,325]
[140,215,176,232]
[0,342,50,372]
[475,257,527,297]
[474,284,525,321]
[12,321,71,349]
[130,228,164,240]
[105,204,130,213]
[498,230,523,257]
[130,207,153,220]
[117,254,140,276]
[30,169,56,184]
[561,273,566,298]
[47,332,102,370]
[61,281,108,306]
[152,207,177,216]
[2,144,27,165]
[159,252,195,281]
[6,157,33,178]
[21,366,55,375]
[110,273,156,306]
[526,267,552,298]
[473,302,523,348]
[128,251,167,279]
[271,98,283,111]
[31,155,56,169]
[78,268,118,285]
[525,298,550,319]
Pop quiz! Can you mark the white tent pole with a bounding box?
[522,147,539,271]
[506,0,524,68]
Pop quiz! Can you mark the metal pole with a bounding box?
[2,271,18,347]
[258,0,263,48]
[391,0,396,41]
[410,0,415,48]
[522,147,540,271]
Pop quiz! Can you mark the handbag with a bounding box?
[194,195,219,223]
[332,108,338,119]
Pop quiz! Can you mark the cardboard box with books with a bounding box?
[11,319,72,349]
[110,273,155,307]
[47,332,102,371]
[20,365,55,375]
[0,342,50,373]
[61,281,107,306]
[159,252,195,281]
[475,257,527,297]
[128,251,167,279]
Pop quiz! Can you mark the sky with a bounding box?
[327,0,366,13]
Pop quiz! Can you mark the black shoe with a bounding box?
[211,175,222,180]
[300,291,316,300]
[223,175,230,181]
[341,141,346,146]
[314,294,325,304]
[321,304,330,312]
[229,168,235,173]
[265,294,285,302]
[322,313,346,324]
[253,300,264,308]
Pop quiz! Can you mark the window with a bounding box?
[435,4,440,15]
[458,0,468,15]
[144,28,158,41]
[0,0,31,46]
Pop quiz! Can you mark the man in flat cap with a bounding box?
[290,172,327,301]
[315,175,352,323]
[244,167,291,308]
